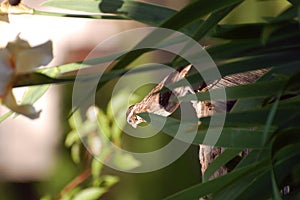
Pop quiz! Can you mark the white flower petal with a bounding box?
[0,36,53,120]
[15,40,53,73]
[3,90,41,119]
[5,34,30,55]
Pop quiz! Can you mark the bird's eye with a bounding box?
[128,119,132,123]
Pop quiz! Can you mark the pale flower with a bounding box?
[0,35,53,119]
[0,0,33,26]
[0,0,33,16]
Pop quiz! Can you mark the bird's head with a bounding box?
[126,104,146,128]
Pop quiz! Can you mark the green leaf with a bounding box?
[271,128,300,160]
[271,170,282,200]
[273,147,300,181]
[231,98,265,112]
[161,0,243,30]
[43,0,101,13]
[39,50,127,78]
[236,170,277,199]
[0,111,13,123]
[218,51,300,77]
[161,51,300,95]
[113,152,141,170]
[235,149,269,169]
[111,0,244,70]
[91,158,103,178]
[71,143,81,164]
[284,70,300,92]
[212,167,270,200]
[164,158,269,200]
[102,175,119,187]
[114,1,177,26]
[207,39,262,60]
[209,22,300,60]
[43,37,164,86]
[172,3,241,64]
[267,5,297,23]
[261,23,282,45]
[61,187,82,200]
[97,109,111,138]
[43,0,177,25]
[212,23,265,39]
[73,187,106,200]
[70,64,170,115]
[193,3,241,40]
[179,80,285,102]
[288,0,299,5]
[214,169,271,200]
[201,105,300,129]
[65,130,80,147]
[14,73,67,87]
[139,113,266,148]
[202,127,267,148]
[40,195,51,200]
[261,94,281,145]
[107,90,137,144]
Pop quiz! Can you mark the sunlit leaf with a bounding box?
[73,187,106,200]
[43,0,176,25]
[91,159,103,178]
[71,142,81,164]
[111,0,244,70]
[42,0,101,13]
[113,152,141,170]
[0,111,13,123]
[108,0,177,26]
[101,175,119,187]
[65,130,80,147]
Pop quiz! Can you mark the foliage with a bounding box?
[52,91,140,199]
[1,0,300,199]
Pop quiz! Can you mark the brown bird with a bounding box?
[126,64,194,128]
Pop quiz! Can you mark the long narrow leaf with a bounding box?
[164,158,269,200]
[200,106,300,128]
[43,0,177,26]
[179,80,285,102]
[163,50,300,93]
[0,111,13,123]
[161,0,243,30]
[172,3,241,65]
[212,168,270,200]
[116,1,177,26]
[112,0,243,70]
[225,170,272,200]
[42,0,102,13]
[139,113,266,148]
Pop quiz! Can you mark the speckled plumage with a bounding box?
[126,65,193,128]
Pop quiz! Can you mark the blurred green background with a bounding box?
[0,0,292,200]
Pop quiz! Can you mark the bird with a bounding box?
[126,64,194,128]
